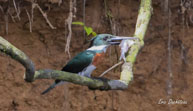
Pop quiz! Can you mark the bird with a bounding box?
[41,34,137,94]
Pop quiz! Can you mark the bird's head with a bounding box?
[89,34,137,47]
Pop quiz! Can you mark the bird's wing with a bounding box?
[62,50,96,73]
[41,50,96,95]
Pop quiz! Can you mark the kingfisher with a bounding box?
[41,34,137,94]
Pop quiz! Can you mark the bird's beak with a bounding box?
[108,36,138,45]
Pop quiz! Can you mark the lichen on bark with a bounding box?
[120,0,152,85]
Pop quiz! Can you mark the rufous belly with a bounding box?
[92,52,105,67]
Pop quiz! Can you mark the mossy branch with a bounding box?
[120,0,152,84]
[0,37,35,82]
[0,36,127,90]
[0,0,152,90]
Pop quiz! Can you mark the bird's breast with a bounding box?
[92,52,105,67]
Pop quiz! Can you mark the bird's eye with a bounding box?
[103,36,108,41]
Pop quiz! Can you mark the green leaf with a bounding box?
[92,32,97,37]
[72,21,97,37]
[86,27,93,36]
[72,22,84,26]
[84,26,93,36]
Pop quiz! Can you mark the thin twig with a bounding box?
[25,9,32,32]
[65,0,73,58]
[167,8,173,96]
[81,1,86,109]
[164,0,168,13]
[13,0,21,21]
[99,61,123,77]
[65,0,76,58]
[31,2,36,23]
[8,11,15,22]
[58,0,62,6]
[5,13,8,35]
[83,0,86,39]
[0,4,9,34]
[34,3,56,29]
[0,5,3,12]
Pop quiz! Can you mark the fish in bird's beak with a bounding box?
[108,36,138,45]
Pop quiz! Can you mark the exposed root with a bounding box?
[167,8,173,97]
[65,0,77,58]
[25,9,32,32]
[33,2,56,29]
[83,0,86,39]
[0,5,3,12]
[0,1,9,35]
[8,11,15,22]
[0,1,56,34]
[5,13,9,35]
[13,0,21,21]
[179,0,193,28]
[58,0,62,6]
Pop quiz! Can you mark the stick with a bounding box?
[33,3,56,29]
[99,61,123,77]
[65,0,76,58]
[13,0,21,21]
[25,9,32,32]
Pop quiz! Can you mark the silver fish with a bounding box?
[119,39,135,62]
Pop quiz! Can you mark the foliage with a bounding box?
[72,22,97,37]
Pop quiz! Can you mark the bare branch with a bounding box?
[58,0,62,6]
[31,2,36,23]
[65,0,76,58]
[0,36,127,90]
[13,0,21,21]
[8,11,16,22]
[32,2,56,29]
[25,9,32,32]
[0,2,9,34]
[0,36,35,82]
[0,5,3,12]
[4,14,9,35]
[167,8,173,96]
[99,61,123,77]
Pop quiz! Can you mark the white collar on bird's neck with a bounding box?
[87,45,109,53]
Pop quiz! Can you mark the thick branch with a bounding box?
[120,0,152,84]
[34,69,127,90]
[0,36,35,82]
[0,36,127,90]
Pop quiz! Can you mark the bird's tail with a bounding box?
[41,82,57,95]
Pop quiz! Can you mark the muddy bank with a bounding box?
[0,0,192,111]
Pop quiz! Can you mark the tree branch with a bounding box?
[0,0,152,90]
[120,0,152,84]
[34,69,128,90]
[0,36,35,82]
[0,36,127,90]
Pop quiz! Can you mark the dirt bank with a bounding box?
[0,0,192,111]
